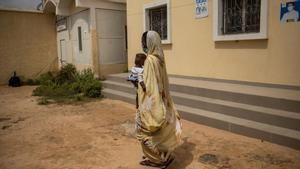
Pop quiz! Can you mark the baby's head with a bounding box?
[135,53,147,67]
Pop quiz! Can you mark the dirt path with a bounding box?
[0,86,299,169]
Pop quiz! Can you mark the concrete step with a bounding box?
[102,88,300,150]
[103,80,135,95]
[103,80,300,131]
[106,73,300,113]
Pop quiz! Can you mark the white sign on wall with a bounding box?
[195,0,208,19]
[56,18,67,32]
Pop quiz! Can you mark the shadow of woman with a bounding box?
[168,137,196,169]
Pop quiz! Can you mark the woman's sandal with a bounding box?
[139,160,163,168]
[139,155,174,168]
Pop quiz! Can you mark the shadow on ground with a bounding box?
[168,137,195,169]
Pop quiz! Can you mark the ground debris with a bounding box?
[120,120,135,138]
[0,117,11,122]
[0,117,27,130]
[2,125,12,130]
[198,153,219,165]
[12,117,27,124]
[198,153,232,169]
[246,153,293,166]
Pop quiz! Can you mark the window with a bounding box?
[77,26,83,51]
[213,0,268,41]
[222,0,261,34]
[148,5,167,40]
[144,0,171,44]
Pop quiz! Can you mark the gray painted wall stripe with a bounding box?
[109,73,300,90]
[102,88,300,140]
[170,77,300,101]
[169,74,300,91]
[103,80,300,120]
[176,105,300,140]
[108,73,300,101]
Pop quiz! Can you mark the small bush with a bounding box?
[38,98,49,105]
[33,83,56,96]
[79,68,94,81]
[73,68,102,97]
[75,93,84,101]
[83,80,102,98]
[55,64,77,84]
[35,72,55,85]
[32,64,102,104]
[24,79,40,86]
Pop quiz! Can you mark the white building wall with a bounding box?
[70,9,91,66]
[57,30,71,64]
[56,9,92,71]
[55,0,127,75]
[96,8,127,64]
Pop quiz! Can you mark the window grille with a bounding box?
[222,0,261,35]
[148,5,168,40]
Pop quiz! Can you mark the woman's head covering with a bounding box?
[146,31,165,63]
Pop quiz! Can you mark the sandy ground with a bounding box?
[0,86,299,169]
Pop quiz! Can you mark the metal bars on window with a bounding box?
[222,0,261,35]
[148,5,168,40]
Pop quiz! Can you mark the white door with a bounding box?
[96,9,127,64]
[59,39,67,65]
[57,28,70,67]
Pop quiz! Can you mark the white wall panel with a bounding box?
[96,9,126,64]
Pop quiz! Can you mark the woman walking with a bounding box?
[136,31,182,168]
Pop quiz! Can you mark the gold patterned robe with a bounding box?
[136,52,182,164]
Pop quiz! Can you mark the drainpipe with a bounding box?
[90,7,100,78]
